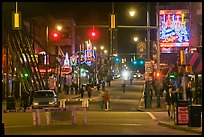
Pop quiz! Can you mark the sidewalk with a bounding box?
[137,94,202,134]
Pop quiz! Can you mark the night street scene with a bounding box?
[2,2,202,135]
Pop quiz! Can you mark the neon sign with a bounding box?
[84,40,95,66]
[159,10,190,48]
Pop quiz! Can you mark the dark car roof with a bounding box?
[35,90,55,92]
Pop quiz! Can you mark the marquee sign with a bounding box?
[61,53,72,74]
[159,10,190,48]
[84,40,95,66]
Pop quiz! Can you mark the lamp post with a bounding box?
[93,46,98,84]
[56,25,62,93]
[129,3,151,108]
[45,26,49,89]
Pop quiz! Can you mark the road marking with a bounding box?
[5,122,142,128]
[146,112,156,120]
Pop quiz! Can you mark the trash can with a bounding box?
[175,100,188,125]
[188,105,202,127]
[6,96,16,110]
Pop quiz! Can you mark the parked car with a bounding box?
[32,90,58,109]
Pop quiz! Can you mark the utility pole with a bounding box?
[45,26,49,89]
[109,2,115,76]
[156,2,161,108]
[145,2,151,108]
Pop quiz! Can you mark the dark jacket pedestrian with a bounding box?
[97,83,100,91]
[70,84,74,94]
[87,84,92,98]
[79,86,85,98]
[122,83,126,93]
[101,80,105,91]
[195,86,201,104]
[186,86,192,104]
[74,83,79,95]
[22,92,29,112]
[64,84,69,94]
[165,88,176,118]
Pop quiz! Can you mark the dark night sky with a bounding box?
[2,2,168,54]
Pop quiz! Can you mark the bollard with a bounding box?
[71,110,77,125]
[59,99,66,108]
[82,98,89,108]
[83,107,87,124]
[32,111,37,125]
[63,99,66,107]
[45,112,50,125]
[36,109,41,126]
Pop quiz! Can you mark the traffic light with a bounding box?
[88,27,99,40]
[155,71,161,78]
[114,56,120,62]
[132,59,144,66]
[132,60,137,65]
[51,31,60,41]
[139,59,144,65]
[24,72,28,77]
[169,73,175,79]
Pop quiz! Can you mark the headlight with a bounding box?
[49,102,54,105]
[33,102,39,106]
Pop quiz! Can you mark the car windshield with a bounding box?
[34,91,55,98]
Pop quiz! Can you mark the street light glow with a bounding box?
[104,50,107,54]
[56,25,62,31]
[134,37,138,42]
[129,10,135,17]
[100,46,104,50]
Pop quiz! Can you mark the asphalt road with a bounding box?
[2,78,199,135]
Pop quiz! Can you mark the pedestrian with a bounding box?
[87,84,92,98]
[99,90,104,110]
[129,77,133,85]
[103,90,110,111]
[186,84,192,105]
[70,84,74,94]
[195,86,201,104]
[22,91,29,112]
[122,82,126,93]
[165,88,176,118]
[97,83,100,92]
[101,80,105,91]
[79,85,85,98]
[74,83,79,95]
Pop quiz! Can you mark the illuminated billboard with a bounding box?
[159,10,190,48]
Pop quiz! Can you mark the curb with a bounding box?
[158,121,202,134]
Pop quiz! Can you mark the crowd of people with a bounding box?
[164,83,202,119]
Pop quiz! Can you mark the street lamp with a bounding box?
[129,3,152,108]
[129,10,135,17]
[45,24,62,91]
[93,46,98,84]
[56,25,62,93]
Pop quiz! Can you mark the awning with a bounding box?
[186,52,202,73]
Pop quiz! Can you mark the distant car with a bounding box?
[32,90,58,109]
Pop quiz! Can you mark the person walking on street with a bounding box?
[79,85,85,98]
[122,82,126,93]
[74,83,79,95]
[97,83,100,92]
[165,87,176,118]
[101,80,105,91]
[186,84,192,105]
[103,90,110,111]
[195,86,201,104]
[99,90,104,110]
[87,84,92,98]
